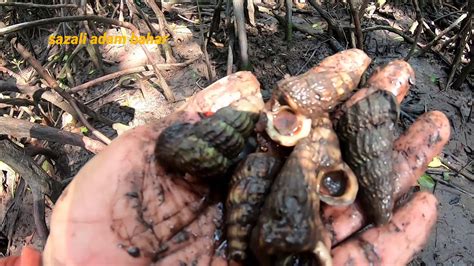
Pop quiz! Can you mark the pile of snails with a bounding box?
[156,49,415,265]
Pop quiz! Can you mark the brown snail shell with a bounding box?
[155,106,257,178]
[226,153,282,261]
[337,89,400,225]
[307,116,359,206]
[265,49,371,146]
[252,136,333,266]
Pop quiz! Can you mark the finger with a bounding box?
[342,60,414,109]
[331,192,438,266]
[179,71,263,115]
[151,203,224,265]
[323,110,450,245]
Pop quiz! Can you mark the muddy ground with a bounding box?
[0,1,472,264]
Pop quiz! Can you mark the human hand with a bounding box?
[42,68,450,265]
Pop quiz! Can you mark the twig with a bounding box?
[233,0,250,70]
[0,2,77,8]
[0,98,36,107]
[1,179,26,256]
[0,139,62,202]
[207,0,223,45]
[358,0,370,20]
[426,170,474,197]
[32,191,48,244]
[70,58,198,92]
[11,39,113,145]
[414,13,468,57]
[0,117,106,154]
[349,0,363,50]
[196,0,214,80]
[307,0,345,42]
[452,54,474,90]
[226,0,234,75]
[285,0,293,43]
[405,0,423,61]
[272,12,343,52]
[446,5,472,90]
[0,81,76,117]
[145,0,176,63]
[0,15,176,101]
[428,162,474,182]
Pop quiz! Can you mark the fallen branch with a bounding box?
[414,13,468,57]
[11,39,112,145]
[0,139,62,202]
[0,140,61,247]
[70,58,198,92]
[0,2,77,8]
[0,117,106,154]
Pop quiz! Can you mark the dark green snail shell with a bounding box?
[337,90,399,225]
[155,107,256,178]
[255,149,321,254]
[226,153,282,261]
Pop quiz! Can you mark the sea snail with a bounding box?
[155,106,257,178]
[226,153,282,261]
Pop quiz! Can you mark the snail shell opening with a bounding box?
[264,106,312,147]
[317,163,359,206]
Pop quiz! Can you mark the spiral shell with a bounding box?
[155,107,256,178]
[265,49,371,146]
[337,90,400,225]
[226,153,282,261]
[254,141,323,254]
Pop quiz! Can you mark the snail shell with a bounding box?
[254,141,324,253]
[337,90,400,225]
[308,116,359,206]
[155,107,256,178]
[265,49,372,146]
[226,153,282,261]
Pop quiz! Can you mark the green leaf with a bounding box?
[80,126,89,134]
[430,75,439,84]
[442,171,450,181]
[418,173,435,190]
